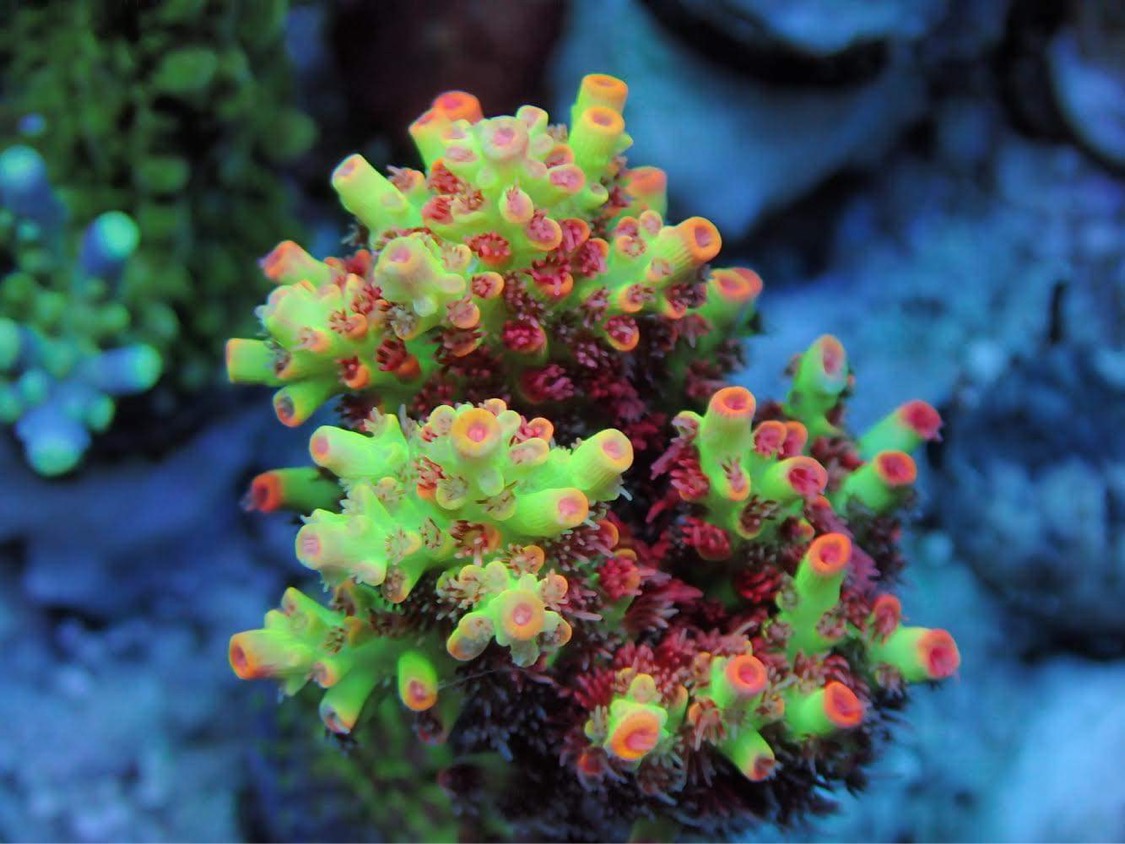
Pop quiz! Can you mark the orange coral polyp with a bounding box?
[785,457,829,500]
[875,451,917,486]
[678,217,722,263]
[604,321,639,352]
[402,677,439,712]
[295,525,327,565]
[496,590,547,641]
[260,240,328,286]
[331,154,362,183]
[600,431,631,464]
[447,615,494,661]
[919,629,961,679]
[392,354,422,382]
[900,400,943,440]
[710,267,763,304]
[382,238,424,281]
[548,164,586,193]
[871,593,903,633]
[606,709,663,761]
[450,408,503,459]
[229,631,294,681]
[579,73,629,113]
[228,635,262,679]
[807,533,852,577]
[823,681,865,729]
[260,240,299,278]
[526,216,563,250]
[501,187,535,225]
[480,117,529,162]
[624,165,666,196]
[710,386,756,422]
[341,361,371,390]
[246,471,285,512]
[432,90,483,123]
[512,544,547,573]
[818,335,847,377]
[746,754,776,782]
[783,422,808,455]
[726,654,769,697]
[576,428,633,479]
[311,658,346,689]
[753,420,787,456]
[555,490,590,527]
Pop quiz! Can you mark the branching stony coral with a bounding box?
[227,74,959,842]
[0,145,160,475]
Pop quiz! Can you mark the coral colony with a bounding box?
[0,145,160,475]
[226,74,959,840]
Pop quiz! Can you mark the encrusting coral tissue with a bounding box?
[227,73,960,841]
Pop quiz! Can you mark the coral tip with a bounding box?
[875,451,917,486]
[823,681,865,729]
[726,654,769,697]
[450,407,502,458]
[710,386,755,421]
[900,400,943,440]
[807,533,852,577]
[432,90,483,123]
[919,629,961,679]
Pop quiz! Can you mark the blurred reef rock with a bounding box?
[938,337,1125,651]
[552,0,1009,239]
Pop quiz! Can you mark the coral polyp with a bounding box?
[227,74,958,841]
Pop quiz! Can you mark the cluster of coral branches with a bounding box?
[0,145,160,475]
[226,74,958,841]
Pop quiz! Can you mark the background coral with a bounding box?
[0,144,160,474]
[0,0,314,397]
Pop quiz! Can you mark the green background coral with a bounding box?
[0,0,315,392]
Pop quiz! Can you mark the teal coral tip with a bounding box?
[15,402,91,476]
[22,429,83,476]
[0,317,19,369]
[80,211,140,281]
[0,145,63,226]
[81,344,163,395]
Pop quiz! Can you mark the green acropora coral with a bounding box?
[0,144,160,475]
[0,0,315,389]
[226,74,960,842]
